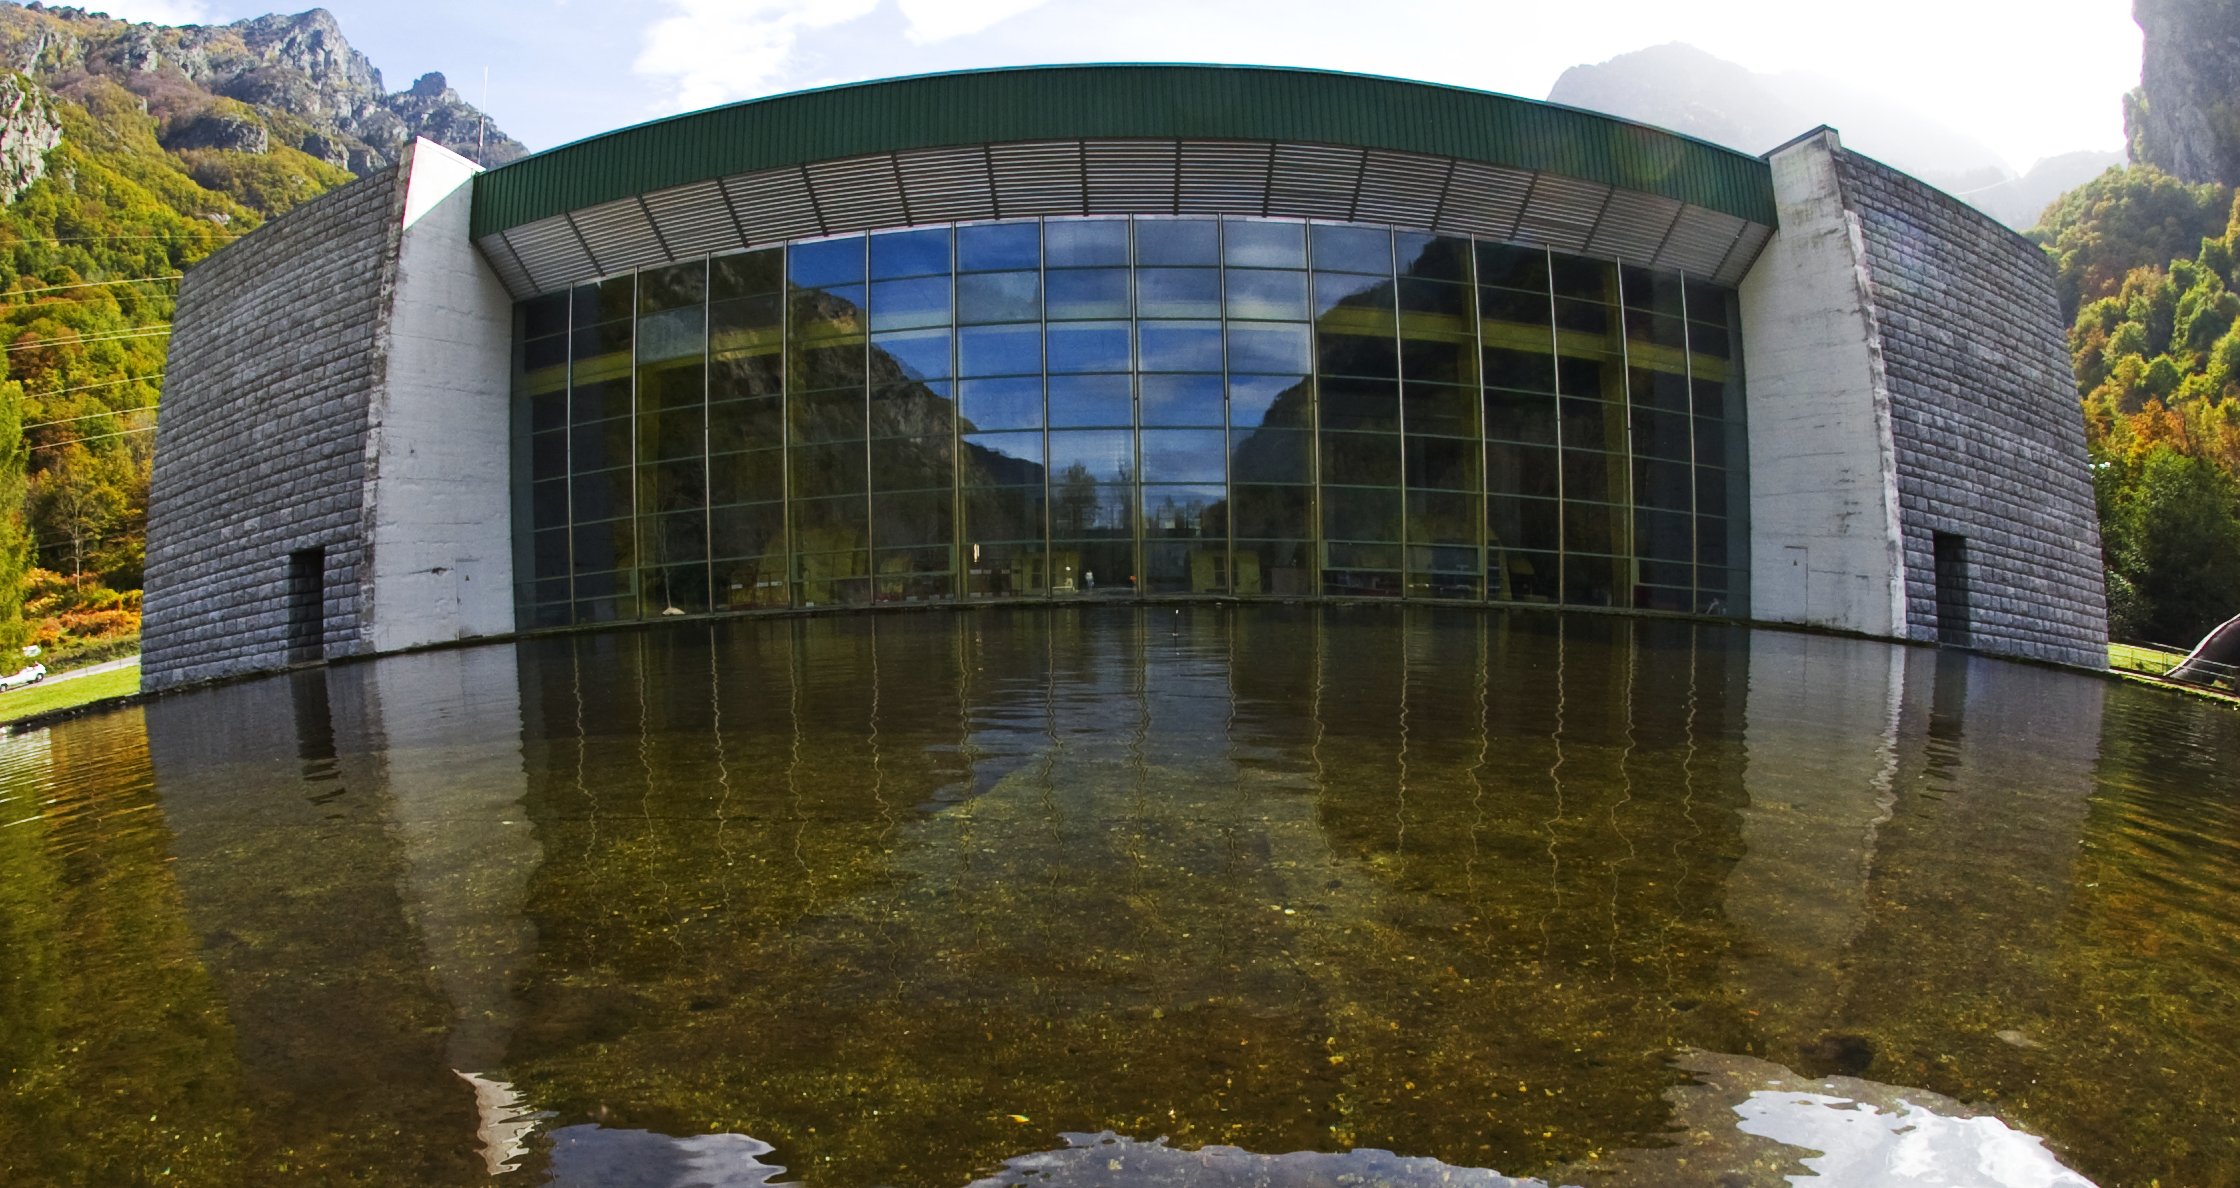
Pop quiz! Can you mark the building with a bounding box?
[140,65,2108,690]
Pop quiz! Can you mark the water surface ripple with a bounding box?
[1,607,2236,1186]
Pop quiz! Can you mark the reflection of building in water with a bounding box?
[145,667,490,1182]
[1725,636,2106,1077]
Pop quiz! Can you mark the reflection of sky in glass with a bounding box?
[1049,430,1133,483]
[1140,430,1226,484]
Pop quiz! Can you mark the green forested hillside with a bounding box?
[0,2,517,663]
[2033,166,2240,646]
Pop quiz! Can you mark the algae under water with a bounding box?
[0,606,2235,1186]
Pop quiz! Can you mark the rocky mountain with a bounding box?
[2126,0,2240,184]
[0,3,524,175]
[0,3,529,629]
[1548,43,2115,230]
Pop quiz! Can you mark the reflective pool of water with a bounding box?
[1,607,2235,1186]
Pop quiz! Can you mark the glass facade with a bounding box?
[510,216,1749,628]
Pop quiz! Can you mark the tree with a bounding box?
[2098,444,2240,645]
[27,444,126,587]
[0,377,29,652]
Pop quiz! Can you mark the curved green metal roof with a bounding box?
[469,64,1777,238]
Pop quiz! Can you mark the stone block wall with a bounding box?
[142,167,402,690]
[1834,150,2110,668]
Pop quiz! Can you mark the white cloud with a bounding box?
[91,0,214,24]
[896,0,1049,43]
[633,0,881,112]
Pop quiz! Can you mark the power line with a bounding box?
[29,424,156,451]
[2,232,240,246]
[22,404,157,432]
[22,374,163,401]
[4,327,170,353]
[1,275,182,300]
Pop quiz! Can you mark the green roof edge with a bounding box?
[469,63,1779,240]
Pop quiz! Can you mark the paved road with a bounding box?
[39,655,140,685]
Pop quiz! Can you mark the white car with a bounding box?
[0,663,47,691]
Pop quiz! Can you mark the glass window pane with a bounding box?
[872,227,951,278]
[712,248,783,300]
[1633,407,1691,462]
[1621,264,1686,316]
[636,306,705,363]
[1488,496,1560,553]
[1048,374,1132,428]
[870,436,955,493]
[1565,552,1617,607]
[570,415,631,475]
[711,448,785,506]
[792,440,867,498]
[1231,428,1310,484]
[1629,367,1691,414]
[709,396,783,456]
[1136,218,1219,265]
[1048,429,1133,484]
[791,236,865,288]
[1226,270,1309,321]
[1635,457,1693,512]
[1487,443,1559,499]
[1317,328,1398,379]
[1141,430,1226,484]
[872,329,952,382]
[1561,397,1626,452]
[1229,374,1310,429]
[1315,272,1392,319]
[959,377,1043,431]
[1321,378,1397,432]
[1397,233,1472,283]
[1136,268,1221,318]
[1403,383,1474,438]
[873,489,954,547]
[710,296,784,352]
[1142,373,1226,426]
[1400,335,1474,385]
[572,274,634,325]
[521,291,568,339]
[1321,431,1400,487]
[959,324,1042,377]
[963,431,1046,485]
[1051,485,1133,537]
[792,389,866,444]
[965,486,1046,543]
[638,260,705,315]
[871,380,953,440]
[959,221,1041,271]
[1484,548,1555,603]
[1484,346,1556,393]
[1044,219,1129,267]
[1312,224,1392,275]
[1637,507,1693,561]
[1236,539,1313,595]
[1550,254,1615,303]
[1234,485,1310,540]
[1563,449,1625,505]
[1558,351,1622,399]
[957,271,1041,323]
[1139,321,1224,372]
[1228,323,1312,374]
[1480,286,1550,326]
[1142,485,1225,537]
[1323,486,1401,542]
[1476,243,1548,292]
[1046,268,1130,320]
[1406,435,1479,491]
[1048,536,1131,595]
[1224,220,1306,269]
[1047,322,1131,373]
[870,276,952,331]
[1408,488,1479,549]
[1554,298,1613,336]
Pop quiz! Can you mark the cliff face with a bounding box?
[2126,0,2240,184]
[0,3,524,176]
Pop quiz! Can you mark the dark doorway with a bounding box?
[1932,532,1969,647]
[287,547,326,663]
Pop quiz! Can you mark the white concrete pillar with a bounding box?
[1738,129,1908,638]
[362,139,517,652]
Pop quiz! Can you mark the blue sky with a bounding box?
[96,0,2142,173]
